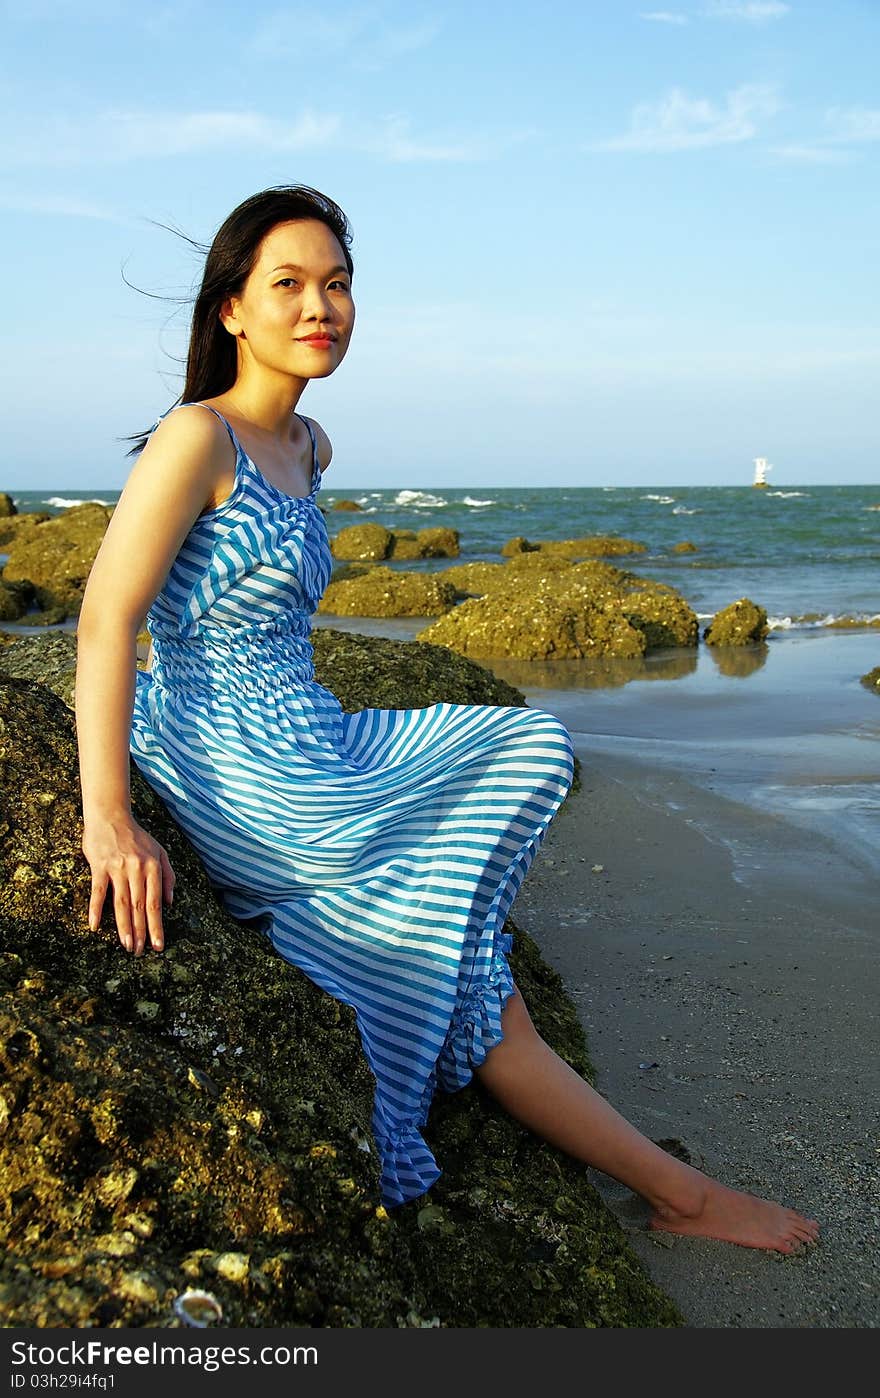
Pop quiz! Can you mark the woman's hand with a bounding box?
[82,813,175,956]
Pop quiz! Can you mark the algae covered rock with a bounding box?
[0,630,79,707]
[704,598,769,646]
[330,523,393,561]
[417,585,646,662]
[620,587,699,649]
[0,511,52,548]
[312,628,526,711]
[418,565,698,662]
[502,535,646,559]
[2,503,112,620]
[318,566,458,618]
[413,527,459,559]
[387,528,460,561]
[860,666,880,696]
[0,580,35,622]
[386,530,422,561]
[672,541,698,554]
[0,492,17,518]
[0,672,680,1328]
[330,499,363,511]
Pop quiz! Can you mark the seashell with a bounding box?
[172,1289,224,1327]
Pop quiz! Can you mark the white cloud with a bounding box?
[247,5,441,70]
[768,108,880,164]
[768,144,852,166]
[825,107,880,144]
[362,114,527,163]
[592,83,781,152]
[0,190,133,220]
[703,1,790,21]
[0,104,503,168]
[639,10,689,23]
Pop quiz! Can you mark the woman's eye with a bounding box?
[276,278,298,288]
[330,280,350,292]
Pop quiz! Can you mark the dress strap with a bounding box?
[296,414,320,492]
[190,402,242,454]
[155,401,241,454]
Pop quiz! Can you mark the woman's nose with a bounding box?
[301,282,334,320]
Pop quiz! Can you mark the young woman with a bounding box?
[76,185,818,1251]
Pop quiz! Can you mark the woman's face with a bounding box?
[222,218,355,380]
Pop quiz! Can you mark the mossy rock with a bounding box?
[672,541,698,554]
[330,500,363,512]
[1,504,112,619]
[417,589,646,662]
[0,492,18,519]
[502,536,646,560]
[417,567,696,661]
[415,528,459,559]
[0,631,79,706]
[318,567,458,618]
[0,674,680,1327]
[704,598,769,646]
[330,524,393,562]
[311,628,526,711]
[621,587,699,649]
[387,535,422,560]
[860,666,880,696]
[0,512,52,548]
[0,580,36,622]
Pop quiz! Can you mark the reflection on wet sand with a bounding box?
[707,643,769,679]
[482,648,699,692]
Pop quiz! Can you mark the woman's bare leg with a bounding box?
[474,985,819,1253]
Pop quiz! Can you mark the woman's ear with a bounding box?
[219,295,242,338]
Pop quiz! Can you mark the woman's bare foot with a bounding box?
[649,1177,820,1253]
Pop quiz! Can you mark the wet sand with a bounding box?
[515,747,879,1328]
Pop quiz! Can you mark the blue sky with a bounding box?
[2,0,878,489]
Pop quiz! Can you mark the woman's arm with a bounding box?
[75,405,230,954]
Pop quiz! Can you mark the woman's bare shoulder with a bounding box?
[78,405,233,630]
[300,415,333,473]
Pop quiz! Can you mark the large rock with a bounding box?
[318,566,457,618]
[311,628,526,711]
[330,500,364,512]
[330,524,393,562]
[0,511,52,548]
[0,667,679,1328]
[0,580,36,622]
[860,666,880,696]
[502,535,646,559]
[1,504,112,620]
[704,598,769,646]
[0,492,18,518]
[412,528,459,559]
[417,566,698,661]
[387,528,460,562]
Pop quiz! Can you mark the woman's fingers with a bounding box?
[88,874,109,937]
[159,847,176,906]
[111,871,135,953]
[145,857,166,954]
[83,826,174,955]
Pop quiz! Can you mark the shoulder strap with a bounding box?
[296,414,320,485]
[155,401,240,454]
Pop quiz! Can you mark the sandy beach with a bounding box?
[515,743,879,1328]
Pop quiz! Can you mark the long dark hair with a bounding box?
[124,185,354,456]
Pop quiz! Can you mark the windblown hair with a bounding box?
[125,185,354,456]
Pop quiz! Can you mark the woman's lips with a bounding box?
[298,336,334,348]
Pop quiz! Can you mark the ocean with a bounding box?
[3,482,879,918]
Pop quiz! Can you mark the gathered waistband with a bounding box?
[149,619,315,695]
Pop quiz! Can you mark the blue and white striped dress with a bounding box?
[129,402,575,1207]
